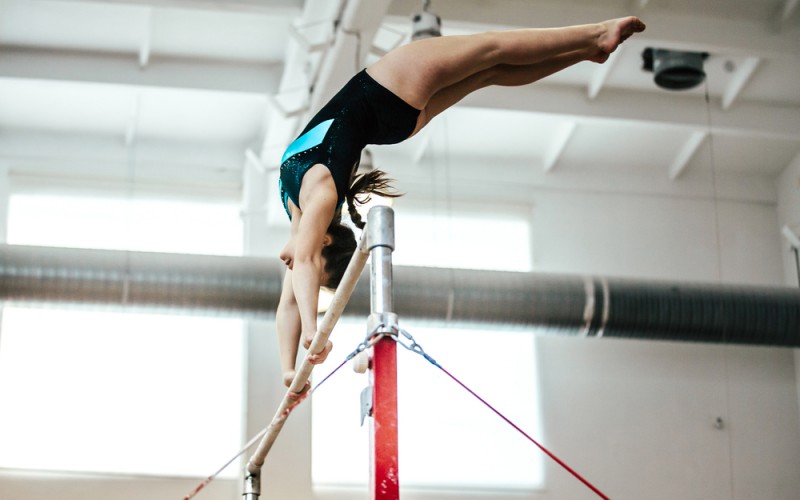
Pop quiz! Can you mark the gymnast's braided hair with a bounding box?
[320,168,401,290]
[345,169,402,229]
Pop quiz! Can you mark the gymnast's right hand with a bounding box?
[304,334,333,365]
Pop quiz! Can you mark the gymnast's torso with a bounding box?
[279,69,420,219]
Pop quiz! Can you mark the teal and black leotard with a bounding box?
[279,69,420,219]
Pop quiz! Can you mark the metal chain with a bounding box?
[343,322,389,363]
[395,327,439,367]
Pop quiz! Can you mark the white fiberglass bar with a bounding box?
[244,226,370,492]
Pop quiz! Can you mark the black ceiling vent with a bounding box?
[643,48,709,90]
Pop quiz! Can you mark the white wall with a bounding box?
[777,153,800,288]
[521,180,797,500]
[536,337,799,500]
[1,160,798,500]
[529,191,784,285]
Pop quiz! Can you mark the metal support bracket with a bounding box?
[360,385,373,426]
[368,312,399,337]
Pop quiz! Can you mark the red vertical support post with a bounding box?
[367,206,399,500]
[371,337,399,499]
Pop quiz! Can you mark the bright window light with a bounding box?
[7,194,242,255]
[0,193,244,477]
[312,323,543,490]
[0,309,244,477]
[312,209,543,492]
[393,210,532,271]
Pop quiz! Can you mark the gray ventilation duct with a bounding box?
[0,244,798,347]
[642,48,708,90]
[0,245,283,318]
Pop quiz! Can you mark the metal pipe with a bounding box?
[367,206,396,325]
[242,472,260,500]
[0,244,798,346]
[366,206,400,500]
[0,244,283,318]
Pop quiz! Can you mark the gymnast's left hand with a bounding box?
[305,335,333,365]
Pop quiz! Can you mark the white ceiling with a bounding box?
[0,0,798,206]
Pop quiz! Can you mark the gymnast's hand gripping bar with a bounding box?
[244,216,372,490]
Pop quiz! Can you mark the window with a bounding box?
[0,193,245,477]
[393,209,532,272]
[311,208,543,492]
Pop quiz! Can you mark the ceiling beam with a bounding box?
[308,0,393,113]
[124,94,141,148]
[668,130,707,180]
[375,151,779,206]
[289,20,336,52]
[587,48,620,100]
[411,127,433,164]
[722,57,761,111]
[138,7,153,68]
[461,83,800,142]
[0,46,282,95]
[542,122,577,173]
[55,0,304,15]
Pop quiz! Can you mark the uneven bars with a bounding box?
[245,229,370,481]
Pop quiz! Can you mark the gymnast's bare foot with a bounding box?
[592,16,646,63]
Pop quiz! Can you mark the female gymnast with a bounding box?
[276,16,646,391]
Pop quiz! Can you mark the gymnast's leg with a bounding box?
[367,16,645,110]
[414,48,593,130]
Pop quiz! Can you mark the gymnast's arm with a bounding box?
[288,181,338,354]
[275,198,334,385]
[276,269,302,386]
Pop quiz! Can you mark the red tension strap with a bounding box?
[434,364,611,500]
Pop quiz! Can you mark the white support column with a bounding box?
[722,57,760,111]
[668,130,707,180]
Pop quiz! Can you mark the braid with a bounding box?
[346,168,402,229]
[347,198,365,229]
